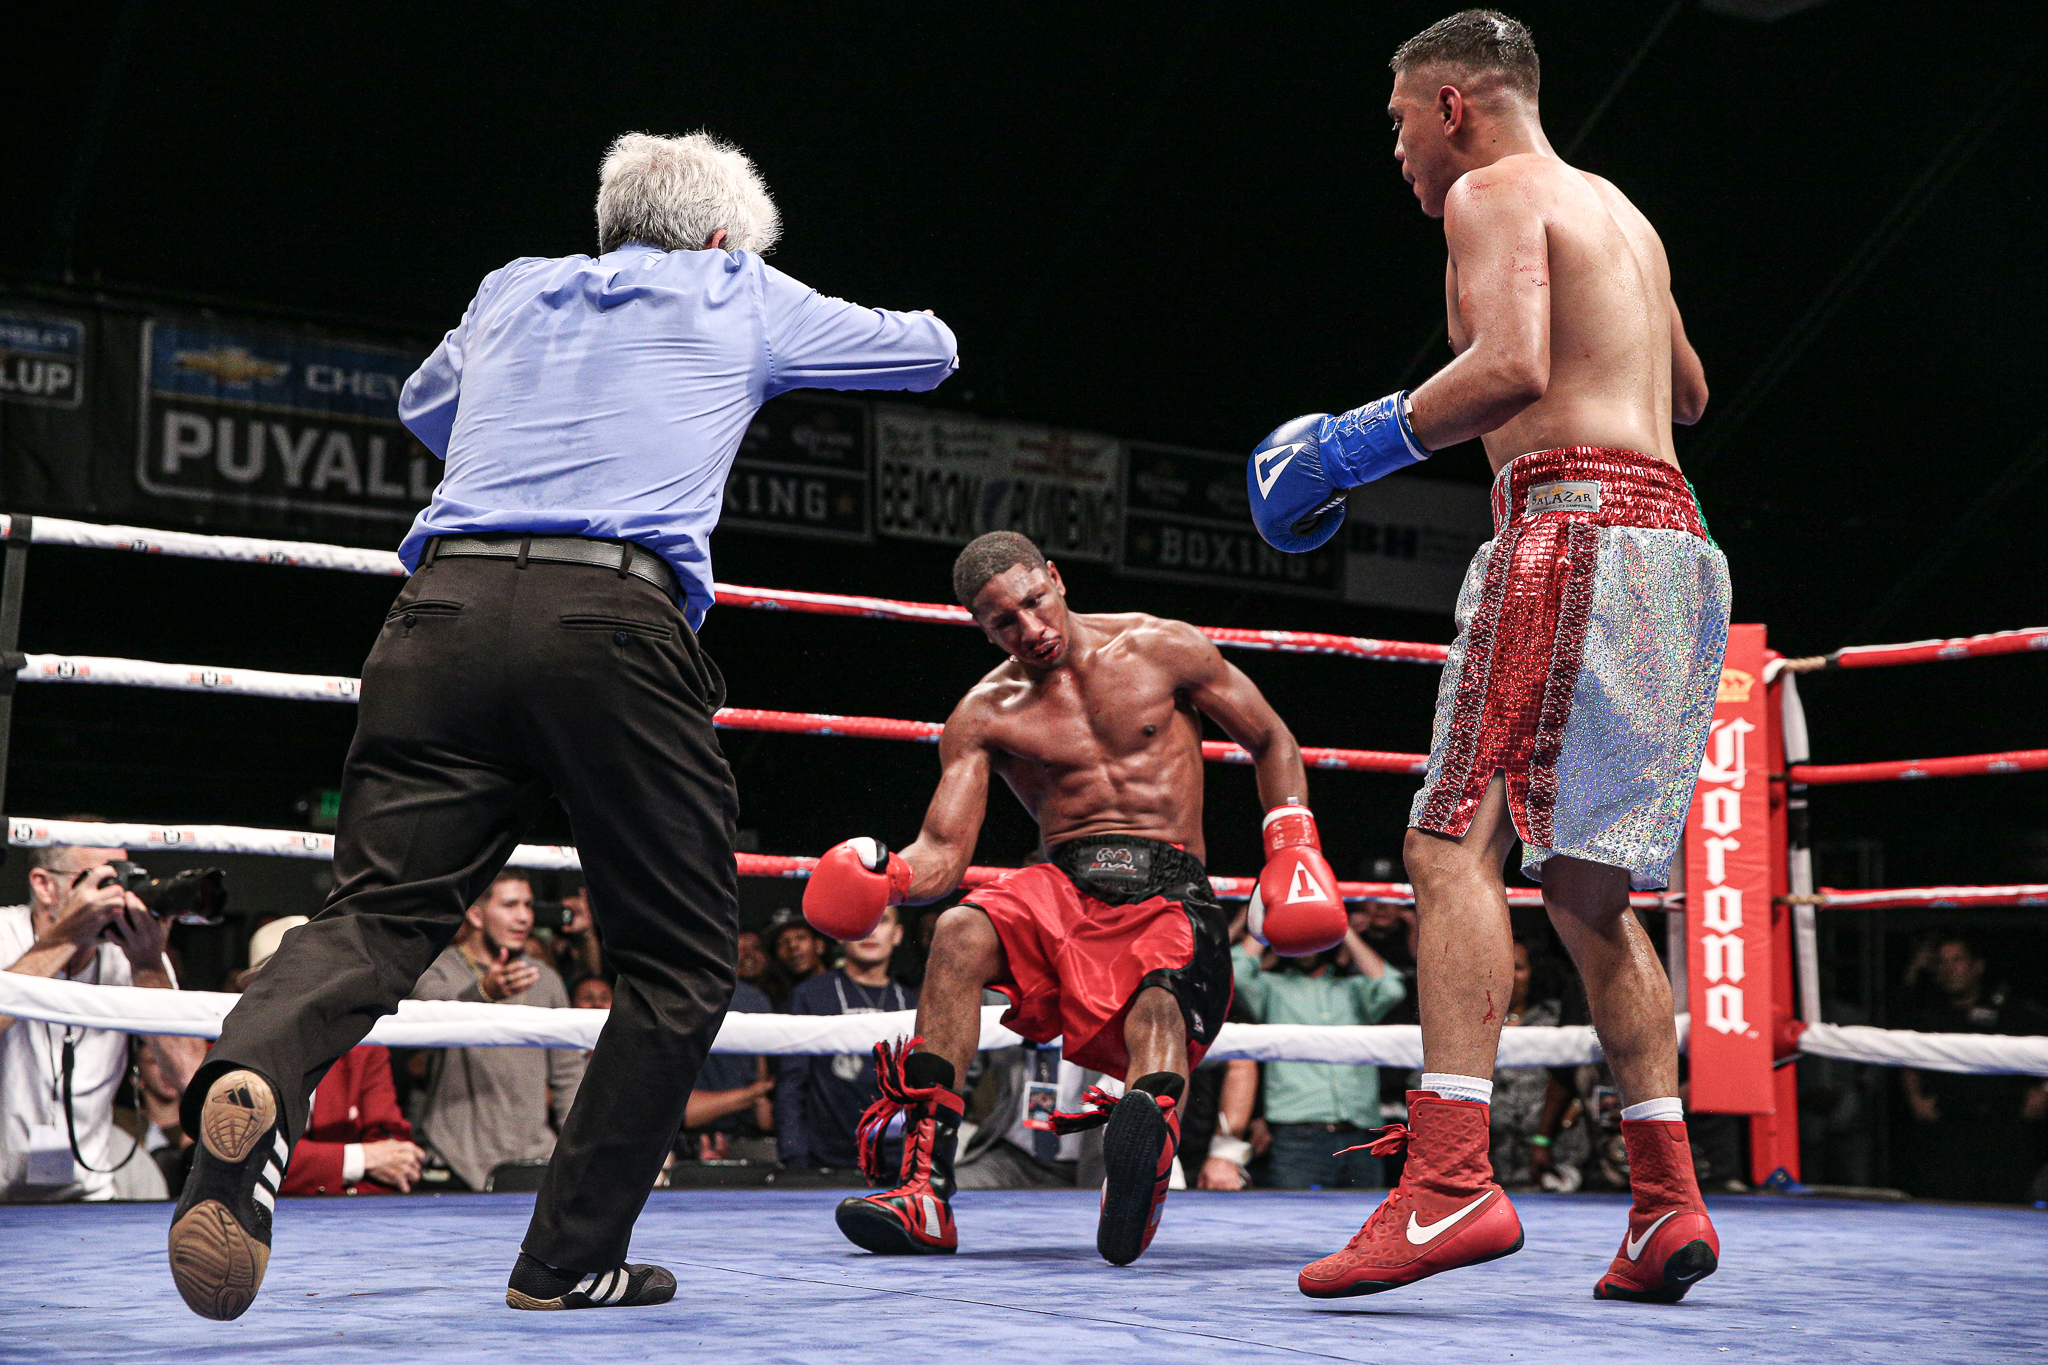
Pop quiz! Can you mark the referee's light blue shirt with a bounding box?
[397,242,959,629]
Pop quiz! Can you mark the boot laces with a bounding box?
[852,1035,954,1184]
[1048,1085,1177,1136]
[1329,1125,1414,1248]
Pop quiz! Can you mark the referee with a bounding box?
[168,132,958,1319]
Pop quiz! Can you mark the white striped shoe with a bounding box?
[168,1069,285,1321]
[506,1253,677,1311]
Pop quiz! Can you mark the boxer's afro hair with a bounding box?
[1391,10,1539,101]
[952,531,1047,609]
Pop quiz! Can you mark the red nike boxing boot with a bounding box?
[1052,1074,1184,1266]
[836,1039,965,1255]
[1593,1119,1719,1303]
[1297,1091,1524,1298]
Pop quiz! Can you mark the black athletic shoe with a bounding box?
[1095,1089,1180,1267]
[505,1252,678,1310]
[168,1069,287,1320]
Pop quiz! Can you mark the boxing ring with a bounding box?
[1,514,2044,1362]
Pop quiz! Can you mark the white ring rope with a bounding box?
[3,975,2042,1074]
[20,654,361,702]
[18,515,408,575]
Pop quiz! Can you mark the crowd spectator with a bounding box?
[1351,896,1417,1023]
[766,909,829,998]
[1900,935,2048,1203]
[222,915,428,1197]
[777,907,915,1171]
[1232,921,1405,1189]
[533,886,604,985]
[570,975,613,1011]
[408,872,586,1191]
[1190,1053,1263,1191]
[134,1042,194,1196]
[282,1043,424,1197]
[735,929,785,1006]
[2,840,204,1202]
[1488,938,1571,1188]
[680,980,775,1164]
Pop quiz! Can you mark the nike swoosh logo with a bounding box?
[1255,444,1303,498]
[1625,1210,1680,1260]
[1404,1190,1494,1245]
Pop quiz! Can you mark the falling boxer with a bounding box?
[803,530,1346,1266]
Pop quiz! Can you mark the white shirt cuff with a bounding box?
[342,1143,365,1182]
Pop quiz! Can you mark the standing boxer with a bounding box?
[1247,12,1728,1303]
[167,132,958,1320]
[803,531,1345,1266]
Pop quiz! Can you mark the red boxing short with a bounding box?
[1409,447,1731,891]
[962,835,1233,1078]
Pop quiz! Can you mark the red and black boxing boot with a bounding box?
[835,1040,965,1255]
[1297,1091,1524,1298]
[1053,1072,1184,1266]
[1593,1119,1720,1303]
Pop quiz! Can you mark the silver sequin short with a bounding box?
[1408,448,1731,891]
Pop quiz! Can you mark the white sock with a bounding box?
[1621,1097,1684,1123]
[1420,1072,1493,1105]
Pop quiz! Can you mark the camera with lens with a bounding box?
[100,861,230,926]
[531,899,574,932]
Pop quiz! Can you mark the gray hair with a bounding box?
[595,132,782,256]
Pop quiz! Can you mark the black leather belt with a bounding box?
[425,533,679,600]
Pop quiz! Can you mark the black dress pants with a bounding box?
[185,550,740,1270]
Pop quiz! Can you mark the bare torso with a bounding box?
[959,612,1210,860]
[1444,155,1679,472]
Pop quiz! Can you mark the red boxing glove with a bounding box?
[804,837,913,942]
[1247,803,1346,957]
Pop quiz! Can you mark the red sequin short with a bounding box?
[1408,448,1730,891]
[962,836,1232,1078]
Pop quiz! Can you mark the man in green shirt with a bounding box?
[1233,924,1405,1188]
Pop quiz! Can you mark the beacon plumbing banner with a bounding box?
[874,407,1122,564]
[135,318,435,525]
[1684,623,1776,1115]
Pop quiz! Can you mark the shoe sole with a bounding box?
[1594,1239,1719,1303]
[168,1070,278,1321]
[1300,1229,1526,1298]
[506,1269,677,1311]
[835,1197,956,1255]
[1098,1094,1170,1267]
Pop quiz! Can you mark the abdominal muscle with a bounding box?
[996,744,1209,864]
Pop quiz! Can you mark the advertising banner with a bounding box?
[0,312,85,409]
[135,318,433,524]
[1684,623,1776,1114]
[1341,475,1493,614]
[1122,442,1342,595]
[875,408,1120,563]
[722,395,871,542]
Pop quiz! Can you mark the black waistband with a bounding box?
[425,533,679,601]
[1048,835,1210,905]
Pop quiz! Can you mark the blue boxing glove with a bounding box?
[1247,392,1431,553]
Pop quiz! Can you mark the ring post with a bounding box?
[1684,625,1780,1161]
[0,514,30,862]
[1756,655,1802,1186]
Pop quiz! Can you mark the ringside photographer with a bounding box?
[2,838,209,1201]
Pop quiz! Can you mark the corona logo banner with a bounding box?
[1686,624,1775,1113]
